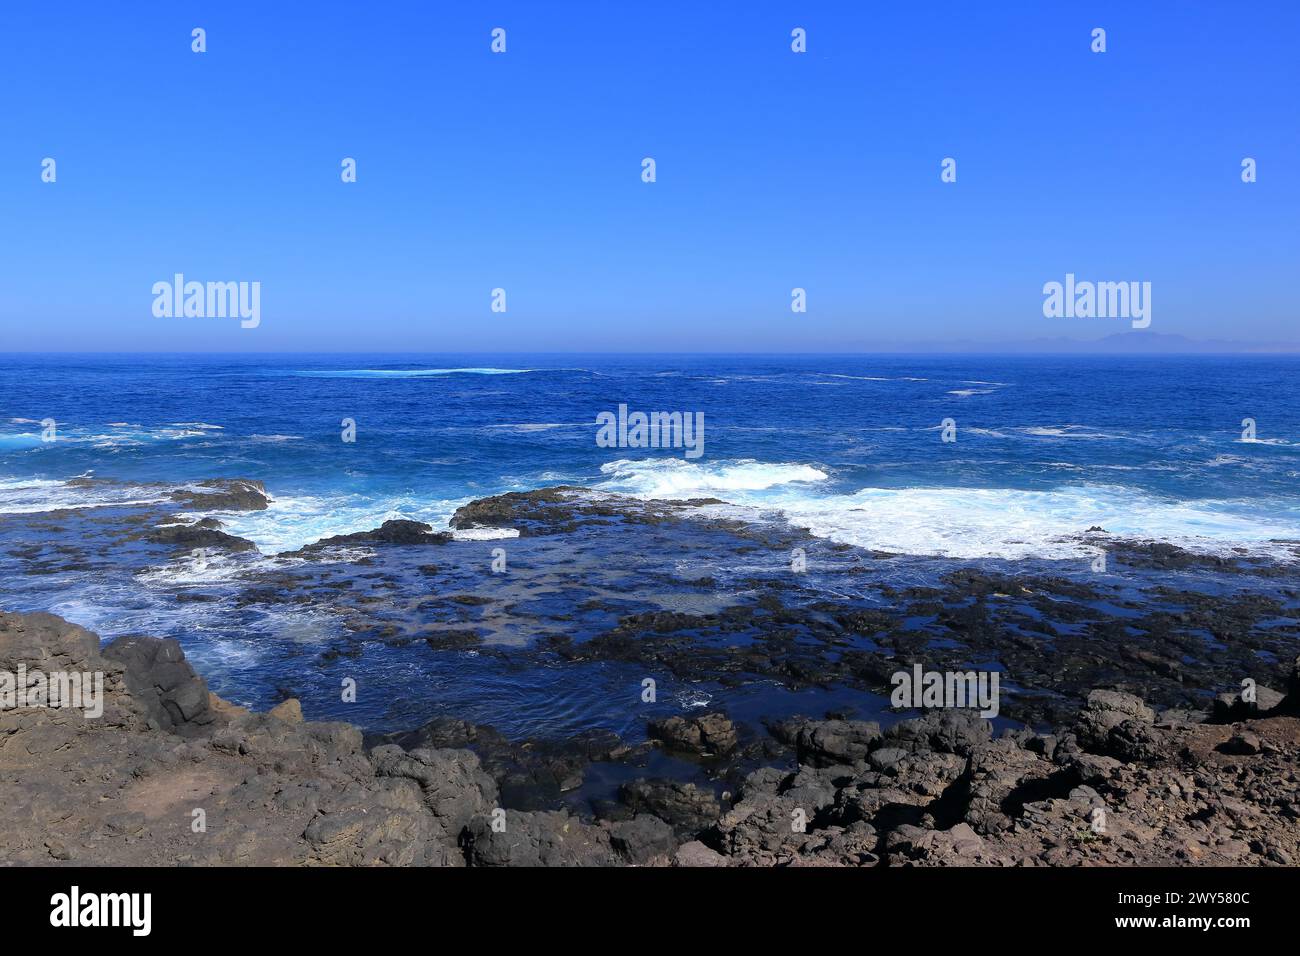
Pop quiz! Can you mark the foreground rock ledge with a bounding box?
[2,609,1298,867]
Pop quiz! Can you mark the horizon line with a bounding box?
[4,349,1300,358]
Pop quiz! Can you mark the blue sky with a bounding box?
[1,1,1296,352]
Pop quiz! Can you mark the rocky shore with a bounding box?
[3,606,1298,866]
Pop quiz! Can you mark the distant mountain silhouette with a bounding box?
[847,331,1300,354]
[1036,331,1293,354]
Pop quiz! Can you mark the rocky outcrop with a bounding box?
[3,608,1298,867]
[772,716,881,767]
[100,634,216,735]
[144,520,258,553]
[449,486,725,537]
[169,479,271,512]
[463,810,615,867]
[647,712,737,755]
[290,519,452,554]
[0,611,501,866]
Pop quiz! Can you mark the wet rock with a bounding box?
[424,630,483,651]
[774,717,880,767]
[647,712,737,755]
[169,479,271,512]
[450,486,726,537]
[144,521,258,553]
[298,519,452,552]
[619,779,722,836]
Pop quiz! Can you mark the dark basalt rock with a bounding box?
[292,519,452,554]
[462,809,616,867]
[609,814,678,864]
[772,716,881,767]
[424,629,483,651]
[102,634,215,735]
[648,712,738,756]
[6,607,1300,867]
[619,778,723,836]
[169,478,271,512]
[144,521,258,553]
[450,486,728,537]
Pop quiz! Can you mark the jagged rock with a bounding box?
[370,745,497,841]
[609,815,678,865]
[299,519,452,552]
[1220,732,1262,755]
[0,610,473,866]
[647,712,737,755]
[780,764,852,815]
[738,766,788,800]
[1075,690,1155,750]
[711,793,810,863]
[619,779,722,835]
[463,809,615,866]
[1282,656,1300,714]
[775,717,880,767]
[145,521,258,553]
[963,739,1056,834]
[169,479,271,511]
[302,780,456,866]
[788,821,879,867]
[884,710,992,757]
[103,635,214,734]
[6,605,1300,869]
[883,822,1002,866]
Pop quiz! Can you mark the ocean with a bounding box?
[2,353,1298,770]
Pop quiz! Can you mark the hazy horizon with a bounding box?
[5,331,1300,356]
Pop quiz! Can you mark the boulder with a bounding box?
[463,810,615,867]
[647,712,737,755]
[102,635,214,734]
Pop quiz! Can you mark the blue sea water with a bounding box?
[1,353,1298,746]
[4,353,1299,554]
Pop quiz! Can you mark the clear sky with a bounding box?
[1,1,1296,352]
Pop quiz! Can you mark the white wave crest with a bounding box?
[596,458,829,498]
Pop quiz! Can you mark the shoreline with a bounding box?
[2,606,1297,866]
[2,483,1299,865]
